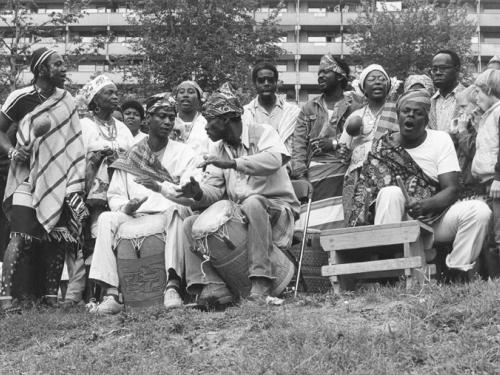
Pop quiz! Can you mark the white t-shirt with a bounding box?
[404,129,460,182]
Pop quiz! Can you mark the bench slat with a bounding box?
[321,224,421,251]
[321,256,424,276]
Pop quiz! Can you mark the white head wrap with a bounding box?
[358,64,391,94]
[77,75,115,107]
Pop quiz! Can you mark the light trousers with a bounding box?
[89,211,185,288]
[375,186,491,271]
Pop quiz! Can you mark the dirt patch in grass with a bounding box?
[1,279,499,374]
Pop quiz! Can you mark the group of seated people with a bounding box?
[0,47,499,314]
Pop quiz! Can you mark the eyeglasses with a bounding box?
[256,77,276,84]
[430,65,456,73]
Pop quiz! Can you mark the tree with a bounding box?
[0,0,89,93]
[347,0,476,78]
[127,0,284,94]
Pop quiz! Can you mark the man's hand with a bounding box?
[197,155,236,170]
[122,197,148,215]
[311,137,334,155]
[135,177,161,193]
[337,143,351,164]
[406,198,431,218]
[490,180,500,199]
[13,145,30,163]
[175,176,203,200]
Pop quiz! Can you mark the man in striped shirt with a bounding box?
[0,48,86,312]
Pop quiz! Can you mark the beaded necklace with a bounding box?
[93,114,117,141]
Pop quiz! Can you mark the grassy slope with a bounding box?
[1,279,499,375]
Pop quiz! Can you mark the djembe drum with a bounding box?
[191,200,295,299]
[116,214,167,309]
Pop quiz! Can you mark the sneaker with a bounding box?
[163,288,182,310]
[91,295,123,315]
[198,284,233,306]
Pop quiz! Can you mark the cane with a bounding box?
[294,183,313,298]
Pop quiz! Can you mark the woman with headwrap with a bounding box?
[403,74,435,95]
[171,80,211,157]
[346,89,491,276]
[62,75,134,307]
[341,64,400,223]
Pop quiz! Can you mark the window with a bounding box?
[308,36,326,43]
[308,8,326,13]
[276,64,287,72]
[78,64,96,72]
[308,65,319,72]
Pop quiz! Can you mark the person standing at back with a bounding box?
[429,50,465,132]
[243,61,300,155]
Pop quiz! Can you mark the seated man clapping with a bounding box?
[88,95,199,314]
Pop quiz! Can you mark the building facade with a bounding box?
[0,0,499,102]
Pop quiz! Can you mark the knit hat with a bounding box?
[30,48,57,75]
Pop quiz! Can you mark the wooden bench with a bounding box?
[320,221,436,293]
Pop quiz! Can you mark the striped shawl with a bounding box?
[4,88,86,234]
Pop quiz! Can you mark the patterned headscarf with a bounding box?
[404,74,434,95]
[77,75,115,107]
[202,82,243,119]
[319,53,347,79]
[359,64,391,94]
[30,48,57,75]
[146,92,176,114]
[174,80,204,102]
[396,89,431,115]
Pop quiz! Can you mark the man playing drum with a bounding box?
[88,95,199,314]
[177,83,300,306]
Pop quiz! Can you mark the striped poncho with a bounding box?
[4,88,86,234]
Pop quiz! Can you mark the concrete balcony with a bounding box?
[478,12,500,27]
[280,71,318,85]
[472,43,500,57]
[255,11,359,26]
[280,42,351,56]
[0,12,132,28]
[107,42,136,55]
[65,70,137,85]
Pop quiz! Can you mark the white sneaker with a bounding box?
[91,295,123,315]
[163,288,182,309]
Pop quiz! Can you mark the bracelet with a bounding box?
[7,147,16,160]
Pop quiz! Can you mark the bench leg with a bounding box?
[329,276,341,294]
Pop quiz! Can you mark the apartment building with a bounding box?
[0,0,499,102]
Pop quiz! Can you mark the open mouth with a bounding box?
[403,121,415,130]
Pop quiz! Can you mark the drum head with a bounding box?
[192,200,243,239]
[117,214,168,239]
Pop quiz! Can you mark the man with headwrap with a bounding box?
[242,61,300,154]
[347,89,491,276]
[176,83,299,305]
[291,54,361,226]
[88,95,200,314]
[0,48,86,311]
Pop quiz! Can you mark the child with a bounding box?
[471,69,500,277]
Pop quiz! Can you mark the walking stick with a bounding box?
[294,185,313,298]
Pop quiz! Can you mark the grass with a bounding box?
[1,279,499,374]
